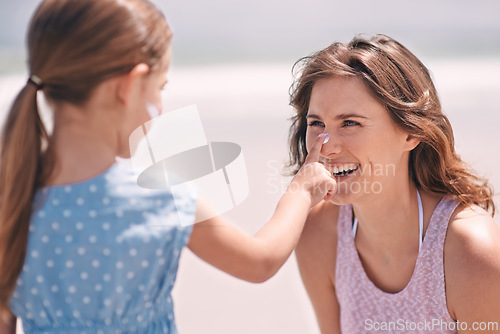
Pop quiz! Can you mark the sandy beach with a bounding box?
[1,59,499,333]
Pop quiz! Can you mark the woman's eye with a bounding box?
[343,120,359,127]
[308,120,325,127]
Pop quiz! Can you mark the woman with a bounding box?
[290,35,500,333]
[0,0,336,332]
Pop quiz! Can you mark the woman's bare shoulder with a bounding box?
[445,204,500,322]
[296,201,341,282]
[446,204,499,263]
[302,200,340,240]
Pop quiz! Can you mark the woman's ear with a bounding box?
[404,135,420,151]
[116,63,150,106]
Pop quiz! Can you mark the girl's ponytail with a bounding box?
[0,79,54,318]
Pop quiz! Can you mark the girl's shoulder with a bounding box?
[34,159,197,230]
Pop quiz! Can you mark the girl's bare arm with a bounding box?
[188,133,336,282]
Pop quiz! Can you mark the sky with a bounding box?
[0,0,499,73]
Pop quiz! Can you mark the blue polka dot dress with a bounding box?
[9,160,196,333]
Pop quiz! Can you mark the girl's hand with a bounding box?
[289,133,336,208]
[187,132,337,283]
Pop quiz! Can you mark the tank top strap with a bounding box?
[420,196,460,255]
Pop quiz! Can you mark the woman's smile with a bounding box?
[319,158,361,177]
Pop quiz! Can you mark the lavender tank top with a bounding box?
[335,197,459,333]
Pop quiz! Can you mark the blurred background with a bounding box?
[1,0,499,333]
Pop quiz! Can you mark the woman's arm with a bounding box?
[187,133,336,283]
[295,201,341,334]
[0,315,16,334]
[445,206,500,334]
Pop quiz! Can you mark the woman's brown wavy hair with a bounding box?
[288,34,495,216]
[0,0,171,318]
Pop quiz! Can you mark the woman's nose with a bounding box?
[320,132,342,156]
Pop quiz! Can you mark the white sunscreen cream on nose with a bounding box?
[323,133,329,144]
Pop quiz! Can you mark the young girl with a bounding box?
[0,0,336,332]
[290,34,500,333]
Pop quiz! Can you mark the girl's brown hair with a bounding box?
[0,0,171,317]
[288,34,495,215]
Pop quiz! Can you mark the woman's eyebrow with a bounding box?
[305,114,321,119]
[306,113,368,120]
[335,113,368,120]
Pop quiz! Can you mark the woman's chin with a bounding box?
[327,192,358,206]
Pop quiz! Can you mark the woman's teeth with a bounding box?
[332,164,359,176]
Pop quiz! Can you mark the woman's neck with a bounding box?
[352,180,421,255]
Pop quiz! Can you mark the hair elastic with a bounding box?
[27,75,43,90]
